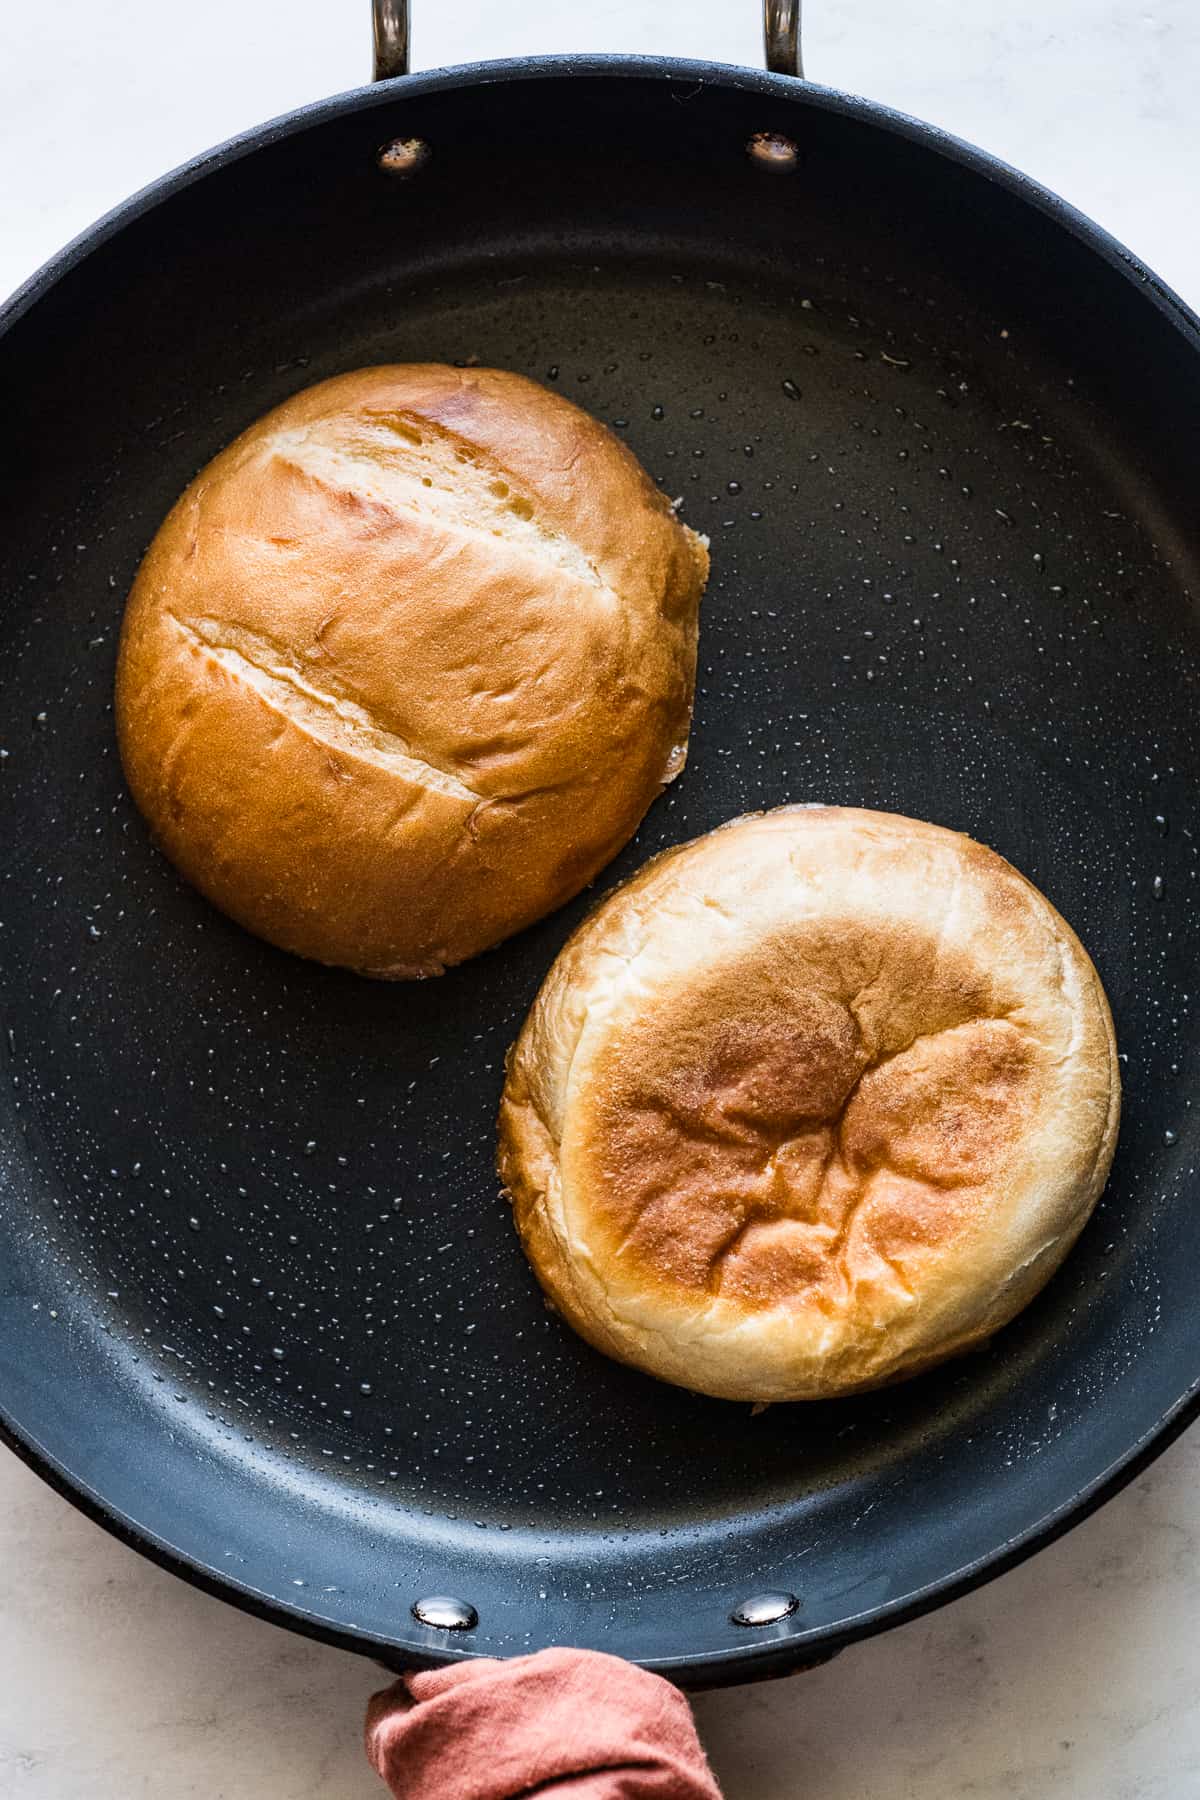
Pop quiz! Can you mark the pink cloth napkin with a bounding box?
[366,1648,724,1799]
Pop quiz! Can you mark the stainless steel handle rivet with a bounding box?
[747,130,800,170]
[411,1594,478,1630]
[730,1590,800,1627]
[377,136,430,174]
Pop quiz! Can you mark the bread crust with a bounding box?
[498,806,1120,1401]
[115,365,708,976]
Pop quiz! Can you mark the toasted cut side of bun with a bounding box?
[499,806,1120,1402]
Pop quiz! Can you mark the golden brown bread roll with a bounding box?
[498,806,1120,1402]
[115,365,708,977]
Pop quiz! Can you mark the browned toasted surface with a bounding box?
[498,807,1120,1402]
[115,365,708,976]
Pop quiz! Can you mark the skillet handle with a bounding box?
[373,0,409,81]
[764,0,804,78]
[370,0,805,82]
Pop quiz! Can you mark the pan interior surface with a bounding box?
[1,67,1198,1679]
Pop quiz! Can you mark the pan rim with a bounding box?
[3,53,1200,350]
[2,51,1199,1685]
[2,1381,1197,1685]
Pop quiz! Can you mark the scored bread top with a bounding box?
[116,364,708,976]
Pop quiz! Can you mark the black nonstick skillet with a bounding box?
[1,0,1198,1686]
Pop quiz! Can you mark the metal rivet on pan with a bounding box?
[411,1594,478,1631]
[746,131,799,171]
[730,1591,799,1628]
[377,136,430,176]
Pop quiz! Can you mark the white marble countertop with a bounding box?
[3,2,1199,1795]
